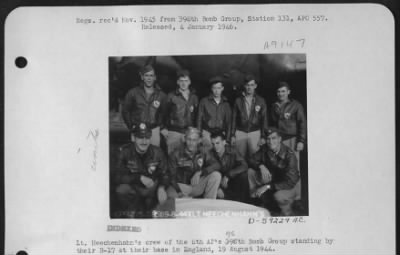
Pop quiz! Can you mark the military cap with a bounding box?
[265,127,281,137]
[185,127,201,138]
[131,123,152,138]
[276,81,291,90]
[209,75,224,85]
[140,65,155,75]
[176,69,190,78]
[244,74,256,83]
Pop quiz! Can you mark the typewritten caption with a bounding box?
[74,15,312,50]
[74,218,335,254]
[75,14,328,31]
[74,231,335,254]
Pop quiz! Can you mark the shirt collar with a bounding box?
[241,92,258,98]
[266,144,287,160]
[175,88,193,96]
[275,144,288,159]
[140,82,161,92]
[208,94,228,102]
[212,145,233,159]
[183,147,201,158]
[132,144,154,158]
[275,98,292,106]
[212,148,224,159]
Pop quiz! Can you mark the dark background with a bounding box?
[109,55,307,110]
[109,54,309,217]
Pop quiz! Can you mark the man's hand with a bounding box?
[160,128,169,138]
[140,175,155,188]
[221,176,229,189]
[177,192,186,198]
[254,184,271,197]
[217,188,225,199]
[259,165,272,183]
[296,142,304,151]
[157,186,168,203]
[127,160,136,172]
[191,171,201,186]
[230,137,236,146]
[258,138,266,146]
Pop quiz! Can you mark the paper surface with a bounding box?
[4,4,395,255]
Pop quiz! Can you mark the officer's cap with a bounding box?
[209,76,224,85]
[265,127,281,137]
[140,65,155,75]
[177,69,190,78]
[131,123,152,138]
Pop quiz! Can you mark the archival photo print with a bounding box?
[109,54,308,218]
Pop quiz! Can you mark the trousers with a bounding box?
[166,130,185,154]
[217,171,250,203]
[248,168,301,216]
[235,130,261,158]
[150,127,161,146]
[167,171,222,199]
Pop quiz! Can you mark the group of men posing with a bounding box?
[112,65,306,217]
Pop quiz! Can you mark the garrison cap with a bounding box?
[140,65,155,75]
[276,81,291,90]
[185,127,201,138]
[244,74,257,83]
[209,75,224,85]
[265,127,281,137]
[131,123,152,138]
[176,69,190,78]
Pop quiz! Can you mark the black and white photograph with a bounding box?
[3,4,395,254]
[109,54,308,218]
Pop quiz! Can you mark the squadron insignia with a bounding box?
[148,165,156,174]
[197,158,204,168]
